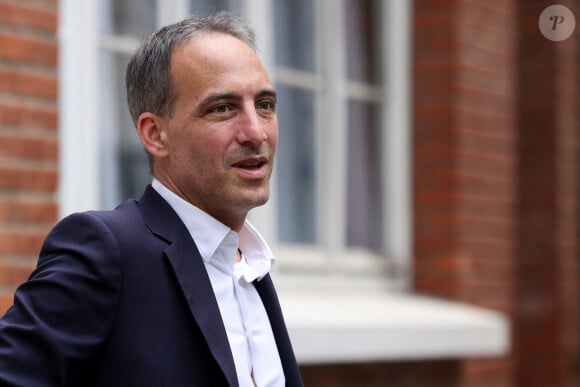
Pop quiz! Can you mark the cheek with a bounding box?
[198,135,233,167]
[267,122,278,147]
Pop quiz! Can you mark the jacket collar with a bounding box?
[254,275,304,387]
[137,185,239,386]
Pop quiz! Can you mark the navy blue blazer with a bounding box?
[0,186,303,386]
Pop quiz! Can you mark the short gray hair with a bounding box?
[125,11,256,127]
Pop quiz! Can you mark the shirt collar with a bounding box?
[151,179,275,280]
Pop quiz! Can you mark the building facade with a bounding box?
[0,0,578,386]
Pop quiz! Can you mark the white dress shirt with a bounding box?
[152,179,285,387]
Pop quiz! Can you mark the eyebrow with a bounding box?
[199,92,241,109]
[257,88,277,102]
[198,88,278,110]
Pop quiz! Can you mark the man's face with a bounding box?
[154,33,278,230]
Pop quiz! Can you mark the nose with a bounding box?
[236,106,267,146]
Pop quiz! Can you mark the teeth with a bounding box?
[235,159,265,169]
[243,163,260,168]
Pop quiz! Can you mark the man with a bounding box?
[0,12,303,387]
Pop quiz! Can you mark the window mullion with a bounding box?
[58,0,101,217]
[318,0,348,254]
[382,0,412,275]
[243,0,277,243]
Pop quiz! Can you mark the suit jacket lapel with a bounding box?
[138,186,238,387]
[254,275,304,387]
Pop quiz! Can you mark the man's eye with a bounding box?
[211,105,230,114]
[258,101,275,111]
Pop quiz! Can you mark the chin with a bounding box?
[240,189,270,209]
[250,193,270,208]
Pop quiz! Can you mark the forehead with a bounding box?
[171,33,265,76]
[168,33,271,104]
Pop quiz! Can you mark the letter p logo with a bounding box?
[539,5,575,41]
[550,15,566,30]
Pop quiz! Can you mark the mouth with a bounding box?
[233,157,268,170]
[231,155,270,180]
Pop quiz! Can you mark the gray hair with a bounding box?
[125,11,256,127]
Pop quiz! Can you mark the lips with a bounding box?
[231,156,270,180]
[233,156,268,170]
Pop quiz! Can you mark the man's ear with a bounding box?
[137,112,169,158]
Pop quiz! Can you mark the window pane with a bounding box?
[99,0,156,37]
[99,51,150,209]
[189,0,242,15]
[274,0,316,71]
[344,0,382,83]
[276,85,317,243]
[346,99,383,251]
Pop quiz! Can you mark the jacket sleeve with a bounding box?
[0,212,123,386]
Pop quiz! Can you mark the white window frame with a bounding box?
[58,0,101,216]
[59,0,508,364]
[246,0,412,292]
[58,0,189,215]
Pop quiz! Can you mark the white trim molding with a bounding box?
[58,0,101,217]
[280,290,509,363]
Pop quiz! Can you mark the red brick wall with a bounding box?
[414,1,518,385]
[515,1,580,386]
[301,360,461,387]
[0,0,58,313]
[414,0,580,387]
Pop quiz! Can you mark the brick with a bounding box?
[0,165,57,191]
[0,228,46,255]
[414,125,456,150]
[0,261,34,286]
[457,34,514,64]
[457,86,513,116]
[456,108,514,133]
[414,170,513,198]
[414,0,460,19]
[301,360,461,387]
[464,358,515,387]
[0,32,57,67]
[0,291,14,315]
[414,148,456,173]
[0,196,56,224]
[0,2,58,33]
[0,132,57,160]
[457,151,515,180]
[460,0,515,17]
[0,101,57,130]
[456,129,515,156]
[0,67,57,100]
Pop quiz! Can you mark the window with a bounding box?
[97,0,155,208]
[274,0,389,252]
[268,0,411,288]
[59,0,412,288]
[60,0,509,365]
